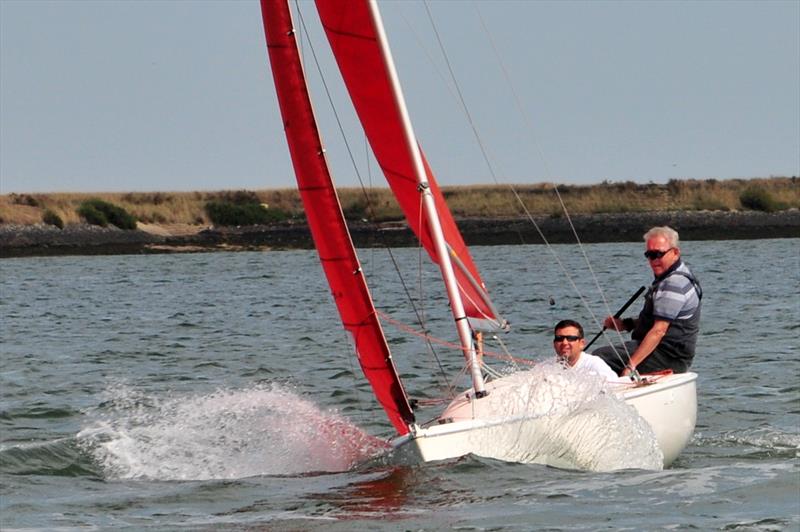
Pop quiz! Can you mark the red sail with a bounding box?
[315,0,504,331]
[260,0,414,435]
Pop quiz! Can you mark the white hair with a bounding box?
[644,226,680,248]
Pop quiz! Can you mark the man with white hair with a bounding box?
[594,226,703,376]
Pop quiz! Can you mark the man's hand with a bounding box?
[625,320,670,375]
[603,316,624,331]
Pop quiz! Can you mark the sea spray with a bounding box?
[77,382,389,480]
[463,361,663,471]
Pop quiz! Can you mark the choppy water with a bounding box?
[1,239,798,530]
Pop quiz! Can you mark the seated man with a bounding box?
[594,226,702,376]
[553,319,617,380]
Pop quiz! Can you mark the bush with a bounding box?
[10,193,39,207]
[121,192,172,205]
[77,199,137,229]
[77,203,108,226]
[206,190,262,205]
[42,209,64,229]
[739,187,782,212]
[342,199,369,221]
[225,190,261,204]
[204,200,287,226]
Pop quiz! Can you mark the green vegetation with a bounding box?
[42,209,64,229]
[77,202,107,227]
[77,198,137,229]
[1,177,796,228]
[204,190,289,226]
[739,186,784,212]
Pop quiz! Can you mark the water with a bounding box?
[2,239,798,530]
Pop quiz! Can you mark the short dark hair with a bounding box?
[554,319,584,338]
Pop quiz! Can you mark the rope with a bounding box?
[296,0,460,396]
[611,369,674,389]
[300,2,631,390]
[293,1,380,425]
[376,310,535,367]
[469,4,633,366]
[491,333,521,372]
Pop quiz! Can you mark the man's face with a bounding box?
[645,235,680,276]
[553,325,585,366]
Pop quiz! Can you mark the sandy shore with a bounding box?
[1,210,797,258]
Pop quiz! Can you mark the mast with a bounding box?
[365,0,486,396]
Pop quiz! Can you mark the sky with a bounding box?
[1,0,798,194]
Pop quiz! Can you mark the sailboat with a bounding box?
[259,0,697,469]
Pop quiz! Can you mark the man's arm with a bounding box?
[621,319,670,376]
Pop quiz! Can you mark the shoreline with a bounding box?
[1,209,797,258]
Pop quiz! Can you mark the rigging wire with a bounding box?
[377,310,534,367]
[290,0,373,428]
[422,1,631,366]
[471,4,632,361]
[293,0,455,395]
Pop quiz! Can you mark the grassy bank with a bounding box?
[1,177,796,228]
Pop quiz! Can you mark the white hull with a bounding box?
[612,372,697,466]
[391,370,697,470]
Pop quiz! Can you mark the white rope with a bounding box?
[392,2,637,366]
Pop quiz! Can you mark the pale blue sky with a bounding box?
[1,0,798,193]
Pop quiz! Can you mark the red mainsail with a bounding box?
[260,0,414,435]
[315,0,505,332]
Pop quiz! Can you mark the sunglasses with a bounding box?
[553,335,582,342]
[644,248,674,260]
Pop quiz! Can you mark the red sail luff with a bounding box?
[259,0,414,435]
[315,0,503,331]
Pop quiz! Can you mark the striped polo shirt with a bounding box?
[652,260,701,322]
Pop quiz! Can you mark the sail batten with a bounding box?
[260,0,414,435]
